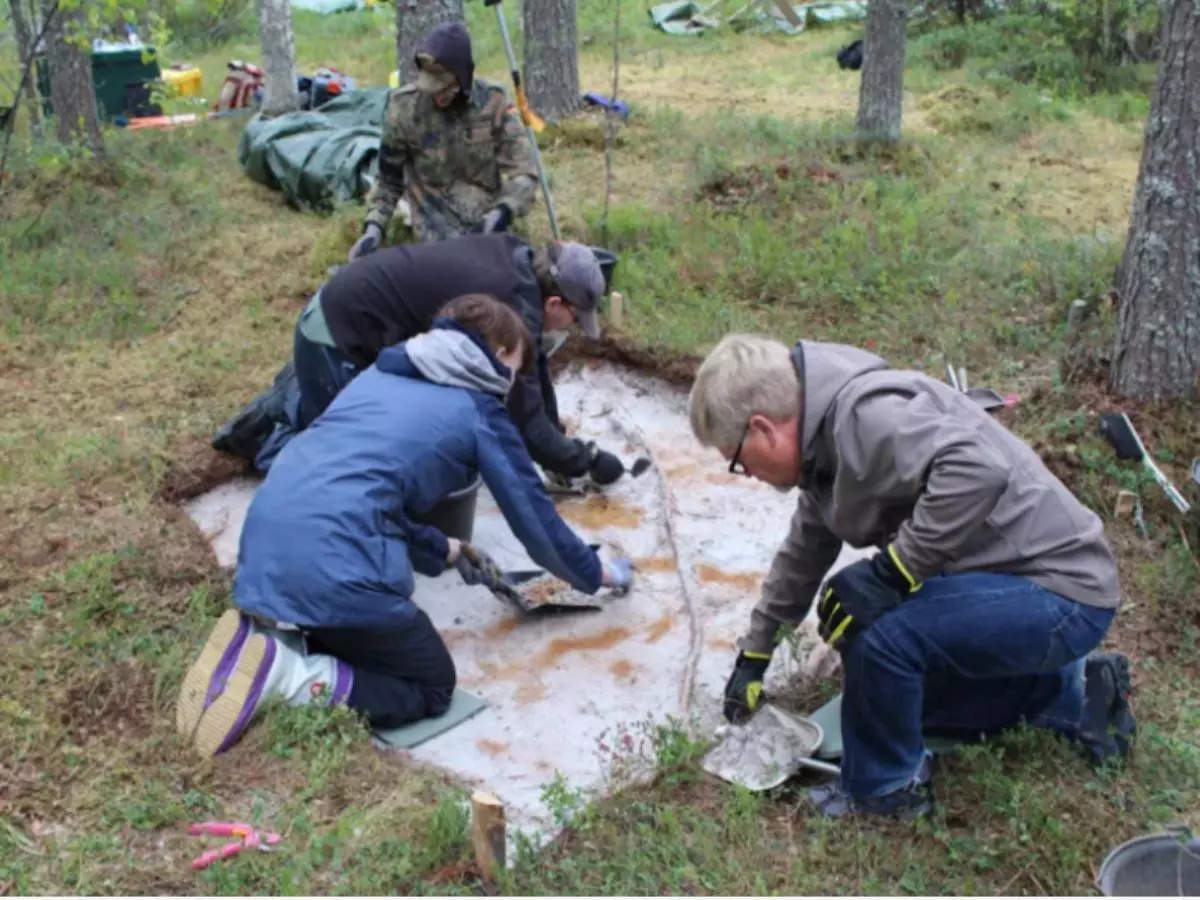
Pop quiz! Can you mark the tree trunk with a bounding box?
[9,0,43,130]
[258,0,299,117]
[523,0,581,122]
[394,0,462,85]
[855,0,908,144]
[1109,0,1200,403]
[43,0,103,158]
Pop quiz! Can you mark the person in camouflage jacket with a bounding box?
[350,20,538,257]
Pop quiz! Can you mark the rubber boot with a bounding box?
[1079,651,1136,766]
[176,609,252,740]
[191,623,354,757]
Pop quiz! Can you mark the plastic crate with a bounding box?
[163,65,202,97]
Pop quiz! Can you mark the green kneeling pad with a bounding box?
[809,694,963,760]
[372,688,487,750]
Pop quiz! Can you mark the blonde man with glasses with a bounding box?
[688,334,1133,819]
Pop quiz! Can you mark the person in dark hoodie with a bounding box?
[687,334,1135,819]
[213,233,626,489]
[350,19,538,255]
[177,294,635,756]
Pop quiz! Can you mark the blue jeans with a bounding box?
[840,572,1114,799]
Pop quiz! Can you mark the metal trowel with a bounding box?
[490,568,604,616]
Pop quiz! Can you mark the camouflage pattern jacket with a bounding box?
[364,79,538,243]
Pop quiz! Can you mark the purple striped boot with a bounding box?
[191,625,354,757]
[176,609,252,741]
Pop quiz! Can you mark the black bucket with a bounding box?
[1098,830,1200,896]
[413,475,482,542]
[589,246,619,293]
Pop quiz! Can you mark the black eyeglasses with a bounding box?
[728,421,751,475]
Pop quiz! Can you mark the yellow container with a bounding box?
[388,69,400,89]
[163,65,202,97]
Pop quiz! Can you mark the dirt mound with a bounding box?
[159,435,250,504]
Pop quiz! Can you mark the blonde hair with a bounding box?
[688,334,800,449]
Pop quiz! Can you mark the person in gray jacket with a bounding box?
[688,334,1135,819]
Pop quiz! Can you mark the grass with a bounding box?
[1,1,1199,894]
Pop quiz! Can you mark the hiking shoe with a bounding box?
[809,754,934,821]
[1079,651,1136,766]
[175,609,251,740]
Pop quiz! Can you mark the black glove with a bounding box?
[722,651,772,723]
[818,546,920,651]
[453,542,507,591]
[587,444,625,486]
[472,204,511,234]
[349,223,383,261]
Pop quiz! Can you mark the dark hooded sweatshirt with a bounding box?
[320,233,593,477]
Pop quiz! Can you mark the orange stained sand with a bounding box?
[476,738,509,757]
[558,494,643,530]
[707,637,737,652]
[695,564,762,591]
[484,616,521,639]
[475,659,523,682]
[538,626,633,665]
[707,471,743,485]
[663,461,700,479]
[516,680,548,703]
[634,556,678,573]
[644,614,674,643]
[610,659,635,680]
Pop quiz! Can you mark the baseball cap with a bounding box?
[552,242,606,339]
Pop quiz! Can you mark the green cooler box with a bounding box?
[35,45,161,120]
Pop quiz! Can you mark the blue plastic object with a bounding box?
[582,92,630,120]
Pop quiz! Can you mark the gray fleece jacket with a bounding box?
[741,341,1120,655]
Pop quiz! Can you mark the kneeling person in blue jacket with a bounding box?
[176,294,634,756]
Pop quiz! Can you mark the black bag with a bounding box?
[211,361,299,461]
[123,80,162,117]
[837,39,863,71]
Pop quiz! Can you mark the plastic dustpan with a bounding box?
[702,704,840,791]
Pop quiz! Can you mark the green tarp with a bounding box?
[237,87,389,210]
[649,1,718,34]
[292,0,360,13]
[649,0,865,34]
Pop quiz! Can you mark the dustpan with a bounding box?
[702,704,840,791]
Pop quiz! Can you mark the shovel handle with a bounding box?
[794,756,841,777]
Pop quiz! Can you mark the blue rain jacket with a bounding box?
[234,321,602,627]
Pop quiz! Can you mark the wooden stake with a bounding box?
[471,790,506,879]
[608,290,624,329]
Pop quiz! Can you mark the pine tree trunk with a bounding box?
[9,0,43,130]
[394,0,462,85]
[258,0,299,117]
[1109,0,1200,402]
[43,0,103,158]
[523,0,581,122]
[855,0,908,144]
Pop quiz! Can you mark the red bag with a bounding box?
[215,60,264,112]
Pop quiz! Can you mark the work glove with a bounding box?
[453,541,509,593]
[817,545,921,652]
[472,204,511,235]
[723,650,772,724]
[587,443,625,486]
[349,222,383,261]
[603,555,635,595]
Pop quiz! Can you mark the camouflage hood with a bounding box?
[415,20,475,96]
